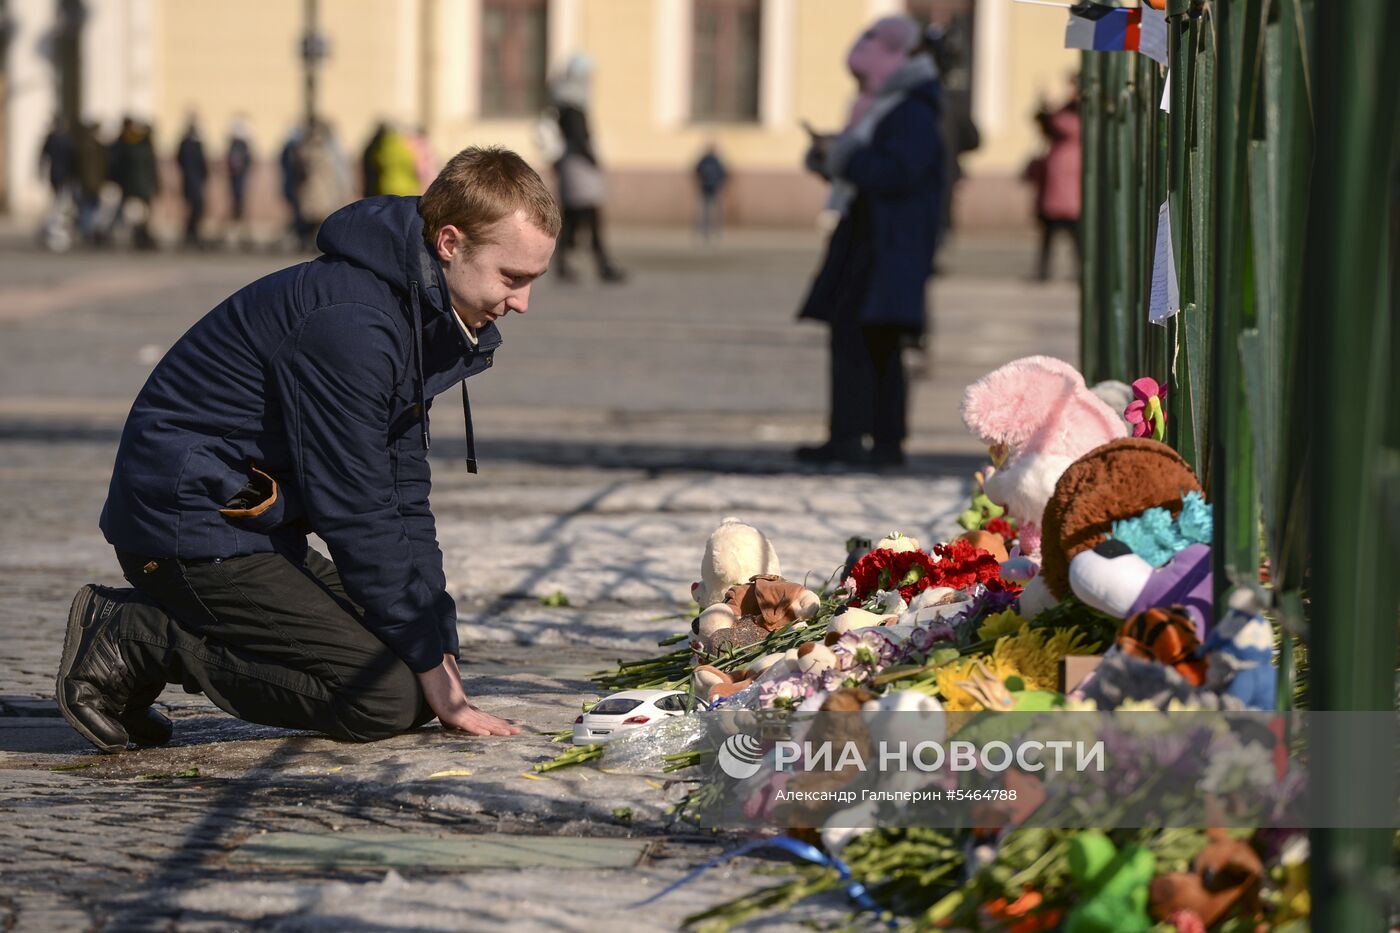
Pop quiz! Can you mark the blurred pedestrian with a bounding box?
[74,120,108,244]
[280,124,307,248]
[295,119,352,249]
[547,54,625,283]
[39,115,77,206]
[38,115,77,249]
[1028,75,1082,281]
[795,15,946,468]
[225,115,253,249]
[373,124,420,196]
[408,126,438,190]
[176,116,210,249]
[924,21,979,263]
[109,117,159,250]
[694,142,728,243]
[360,121,387,198]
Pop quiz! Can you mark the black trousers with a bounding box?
[112,546,433,742]
[183,194,205,245]
[1037,218,1080,280]
[558,206,616,275]
[829,321,909,450]
[862,325,909,450]
[829,316,875,447]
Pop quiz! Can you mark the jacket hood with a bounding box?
[316,195,449,314]
[315,194,498,473]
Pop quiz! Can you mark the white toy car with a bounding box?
[571,689,693,745]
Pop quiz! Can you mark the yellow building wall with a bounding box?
[967,3,1082,176]
[154,0,415,159]
[137,0,1083,227]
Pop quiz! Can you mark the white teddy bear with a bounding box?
[693,516,782,607]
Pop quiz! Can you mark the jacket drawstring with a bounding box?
[411,279,478,474]
[409,281,429,451]
[461,381,478,474]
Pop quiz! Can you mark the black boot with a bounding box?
[56,585,141,753]
[869,443,906,469]
[795,439,866,465]
[121,682,173,747]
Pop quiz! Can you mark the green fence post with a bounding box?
[1210,0,1264,610]
[1165,0,1193,459]
[1303,0,1400,928]
[1080,54,1105,380]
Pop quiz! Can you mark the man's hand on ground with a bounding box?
[417,655,522,736]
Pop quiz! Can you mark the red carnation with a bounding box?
[927,540,1019,593]
[849,548,940,602]
[984,516,1017,542]
[850,541,1021,604]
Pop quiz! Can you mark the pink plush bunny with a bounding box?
[960,356,1126,555]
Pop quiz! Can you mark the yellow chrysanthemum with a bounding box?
[991,626,1098,693]
[976,609,1028,642]
[934,654,1023,712]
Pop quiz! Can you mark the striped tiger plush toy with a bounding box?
[1117,606,1208,686]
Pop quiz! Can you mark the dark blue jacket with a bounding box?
[101,196,498,673]
[798,77,945,332]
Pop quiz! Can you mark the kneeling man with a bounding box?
[57,147,558,751]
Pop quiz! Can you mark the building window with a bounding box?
[480,0,549,118]
[691,0,762,122]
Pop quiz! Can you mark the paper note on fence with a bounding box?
[1161,69,1171,112]
[1149,200,1180,324]
[1139,5,1168,65]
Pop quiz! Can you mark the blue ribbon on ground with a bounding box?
[630,835,896,927]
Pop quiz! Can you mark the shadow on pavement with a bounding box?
[1,420,985,476]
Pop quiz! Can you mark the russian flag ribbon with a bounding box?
[1066,2,1168,65]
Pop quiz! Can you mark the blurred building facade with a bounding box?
[1,0,1077,228]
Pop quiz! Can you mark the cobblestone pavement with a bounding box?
[0,228,1075,931]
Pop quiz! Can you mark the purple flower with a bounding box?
[821,666,870,692]
[908,622,956,655]
[836,629,899,668]
[758,674,813,710]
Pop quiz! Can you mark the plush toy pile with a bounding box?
[544,357,1316,932]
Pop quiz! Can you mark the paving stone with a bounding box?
[0,231,1074,930]
[230,831,651,870]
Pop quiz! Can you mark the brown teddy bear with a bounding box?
[1039,438,1203,601]
[1149,829,1264,928]
[691,574,820,656]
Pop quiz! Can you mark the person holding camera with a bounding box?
[796,16,947,468]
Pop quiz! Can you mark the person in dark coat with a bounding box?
[55,148,560,753]
[796,16,946,467]
[39,115,77,201]
[694,142,728,242]
[176,117,210,248]
[361,121,388,198]
[548,55,625,283]
[225,116,253,248]
[925,19,979,259]
[109,117,159,249]
[74,120,108,243]
[279,125,307,248]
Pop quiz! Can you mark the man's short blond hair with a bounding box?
[419,146,561,252]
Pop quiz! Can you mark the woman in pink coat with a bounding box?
[1029,80,1081,281]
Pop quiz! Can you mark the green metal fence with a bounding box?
[1077,1,1399,927]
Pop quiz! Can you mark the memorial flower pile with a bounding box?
[536,355,1350,932]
